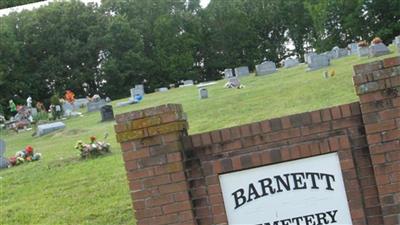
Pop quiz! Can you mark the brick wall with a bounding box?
[115,56,400,225]
[353,57,400,225]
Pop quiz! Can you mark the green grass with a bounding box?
[0,50,398,225]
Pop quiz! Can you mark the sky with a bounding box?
[0,0,211,17]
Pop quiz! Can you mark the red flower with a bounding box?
[25,146,33,154]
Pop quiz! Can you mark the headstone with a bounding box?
[283,58,299,68]
[307,54,330,71]
[358,46,369,57]
[37,122,66,136]
[74,98,89,108]
[224,69,234,79]
[199,88,208,99]
[159,87,168,92]
[369,43,390,57]
[100,105,114,122]
[395,36,400,52]
[169,84,175,88]
[234,66,250,77]
[255,61,276,76]
[134,85,145,97]
[130,88,136,99]
[322,51,334,60]
[304,52,316,64]
[30,108,38,117]
[0,139,5,157]
[87,99,107,112]
[331,46,349,59]
[228,77,241,88]
[62,102,74,115]
[105,97,111,102]
[347,43,358,55]
[116,99,135,107]
[183,80,194,85]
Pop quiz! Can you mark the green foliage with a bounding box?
[0,0,44,9]
[50,94,60,105]
[0,0,399,114]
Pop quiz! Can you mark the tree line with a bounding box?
[0,0,399,115]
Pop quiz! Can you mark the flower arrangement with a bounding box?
[65,90,75,104]
[74,135,111,159]
[8,145,42,167]
[371,37,382,45]
[357,41,368,47]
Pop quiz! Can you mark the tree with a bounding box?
[0,0,45,9]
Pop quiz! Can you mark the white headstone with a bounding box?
[307,54,330,71]
[37,122,66,136]
[369,43,390,57]
[395,36,400,53]
[255,61,276,76]
[224,69,234,79]
[234,66,250,77]
[62,102,74,116]
[219,153,352,225]
[283,58,299,68]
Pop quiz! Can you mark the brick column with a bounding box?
[114,104,196,225]
[353,56,400,225]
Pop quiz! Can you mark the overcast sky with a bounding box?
[0,0,211,17]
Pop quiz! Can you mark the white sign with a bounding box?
[219,153,353,225]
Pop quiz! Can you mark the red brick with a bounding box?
[340,104,352,117]
[321,109,332,121]
[210,130,222,143]
[191,134,202,147]
[146,194,174,207]
[383,56,400,68]
[239,125,251,137]
[159,182,188,194]
[123,148,150,161]
[220,128,231,142]
[331,106,342,119]
[259,121,271,133]
[200,133,212,145]
[135,207,163,219]
[365,119,396,133]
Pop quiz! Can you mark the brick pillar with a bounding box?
[353,56,400,225]
[114,104,196,225]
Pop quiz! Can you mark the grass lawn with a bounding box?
[0,49,398,225]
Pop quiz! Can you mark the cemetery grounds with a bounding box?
[0,50,398,225]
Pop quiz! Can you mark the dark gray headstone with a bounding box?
[37,122,66,136]
[224,69,234,79]
[199,88,208,99]
[307,54,330,71]
[256,61,276,75]
[234,66,250,77]
[348,43,358,55]
[100,105,114,122]
[358,46,369,57]
[370,43,390,57]
[283,58,299,68]
[87,99,107,112]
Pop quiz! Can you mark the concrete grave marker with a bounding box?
[37,122,66,136]
[87,99,107,112]
[234,66,250,77]
[283,58,299,68]
[0,139,5,157]
[369,43,390,57]
[307,54,330,71]
[304,52,316,64]
[62,102,74,115]
[134,85,145,97]
[199,88,208,99]
[358,46,369,57]
[331,46,349,59]
[395,36,400,52]
[348,43,358,55]
[255,61,276,76]
[224,69,234,79]
[74,98,89,108]
[159,87,168,92]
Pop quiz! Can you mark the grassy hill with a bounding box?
[0,50,398,225]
